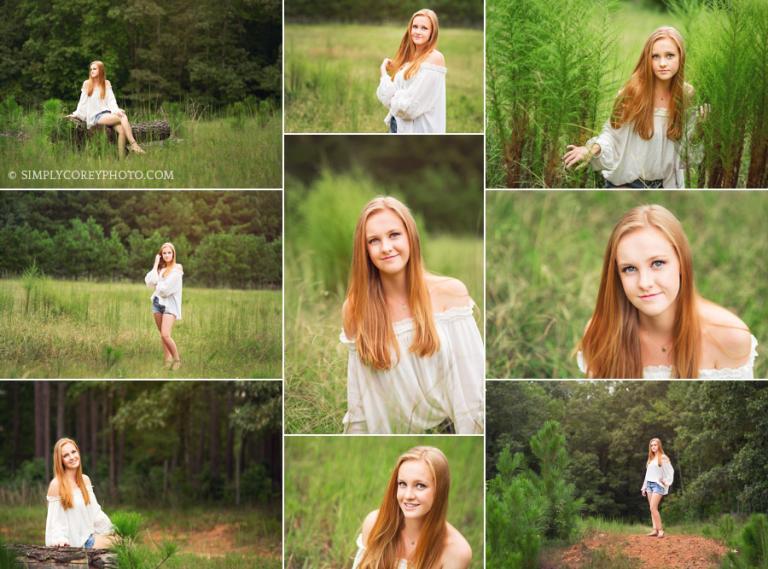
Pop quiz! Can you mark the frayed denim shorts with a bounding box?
[83,534,95,549]
[646,480,668,496]
[93,110,113,123]
[151,296,166,315]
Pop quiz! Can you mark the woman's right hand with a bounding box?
[641,489,647,497]
[563,145,592,169]
[380,58,392,76]
[154,254,161,267]
[56,540,69,547]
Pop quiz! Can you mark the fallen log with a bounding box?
[10,544,117,569]
[54,117,170,149]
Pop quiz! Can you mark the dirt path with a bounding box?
[143,522,281,560]
[545,531,729,569]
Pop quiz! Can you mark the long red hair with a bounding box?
[579,204,701,378]
[610,27,687,141]
[85,60,107,100]
[388,9,440,81]
[358,447,450,569]
[344,197,438,370]
[52,438,91,510]
[647,437,668,467]
[157,242,177,278]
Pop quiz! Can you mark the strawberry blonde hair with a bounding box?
[388,9,440,81]
[157,242,177,278]
[647,437,668,467]
[85,60,107,100]
[344,197,439,370]
[358,446,450,569]
[52,438,91,510]
[579,204,701,378]
[610,27,688,141]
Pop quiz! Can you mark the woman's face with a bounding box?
[90,64,99,78]
[650,440,660,454]
[161,246,174,264]
[365,209,410,277]
[397,459,436,519]
[410,15,432,47]
[60,442,80,471]
[651,37,680,82]
[616,227,681,320]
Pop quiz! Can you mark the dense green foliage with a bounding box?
[486,191,768,379]
[0,191,281,289]
[285,436,484,569]
[285,25,483,133]
[285,0,482,26]
[0,0,281,108]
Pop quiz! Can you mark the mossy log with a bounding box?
[10,544,117,569]
[55,117,170,148]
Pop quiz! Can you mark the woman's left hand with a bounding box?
[380,58,392,76]
[115,110,126,118]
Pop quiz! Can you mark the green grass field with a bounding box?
[0,504,281,568]
[285,234,483,434]
[1,114,282,188]
[0,279,282,378]
[285,436,484,569]
[486,191,768,379]
[285,24,483,133]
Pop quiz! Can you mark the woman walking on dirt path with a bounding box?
[563,27,701,188]
[352,446,472,569]
[641,438,674,538]
[145,242,183,370]
[68,60,146,158]
[376,9,447,134]
[46,438,116,549]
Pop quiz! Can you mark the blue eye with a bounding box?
[652,260,666,268]
[621,266,637,273]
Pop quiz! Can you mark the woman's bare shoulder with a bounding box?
[699,300,752,367]
[105,79,112,89]
[342,298,355,338]
[426,275,470,311]
[47,478,60,497]
[360,509,379,543]
[442,523,472,568]
[426,50,446,66]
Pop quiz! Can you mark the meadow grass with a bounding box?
[485,191,768,379]
[285,234,483,433]
[0,279,282,378]
[285,24,483,133]
[1,114,282,188]
[284,436,484,569]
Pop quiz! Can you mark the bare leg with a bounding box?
[650,493,664,536]
[161,314,180,367]
[93,534,118,549]
[114,124,126,159]
[646,492,658,534]
[154,313,172,362]
[97,113,144,154]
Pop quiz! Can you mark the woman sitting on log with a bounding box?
[67,60,146,157]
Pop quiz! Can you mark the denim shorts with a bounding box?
[151,296,166,314]
[83,534,95,549]
[389,116,397,133]
[94,110,113,123]
[646,480,668,496]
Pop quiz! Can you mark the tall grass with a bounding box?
[486,191,768,379]
[286,24,483,133]
[285,173,483,433]
[285,436,484,569]
[0,279,282,378]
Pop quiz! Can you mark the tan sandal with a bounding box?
[657,530,665,539]
[646,530,658,537]
[129,142,146,154]
[171,359,181,371]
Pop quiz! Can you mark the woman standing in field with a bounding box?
[341,197,484,434]
[563,27,697,188]
[376,9,447,134]
[352,446,472,569]
[641,438,674,538]
[578,204,757,378]
[46,438,116,548]
[67,60,146,158]
[145,242,183,370]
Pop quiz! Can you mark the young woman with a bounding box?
[352,446,472,569]
[46,438,116,549]
[578,204,757,379]
[563,27,696,188]
[341,197,484,434]
[641,438,674,538]
[145,242,183,370]
[376,9,447,134]
[67,60,146,157]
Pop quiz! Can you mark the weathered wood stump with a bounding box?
[10,545,117,569]
[56,117,170,149]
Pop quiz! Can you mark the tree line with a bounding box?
[0,0,281,110]
[285,0,483,27]
[0,381,282,507]
[0,191,282,289]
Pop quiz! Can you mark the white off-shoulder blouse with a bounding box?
[641,455,675,492]
[376,62,447,134]
[352,533,407,569]
[71,84,121,128]
[587,109,683,188]
[144,265,184,319]
[341,303,484,434]
[45,484,113,547]
[577,335,759,379]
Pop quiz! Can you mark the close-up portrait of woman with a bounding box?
[145,242,184,370]
[485,191,766,379]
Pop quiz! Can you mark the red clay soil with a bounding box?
[550,531,730,569]
[143,522,280,560]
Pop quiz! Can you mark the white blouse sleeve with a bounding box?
[376,75,397,108]
[587,120,623,172]
[389,66,446,121]
[88,485,113,534]
[661,458,674,488]
[342,331,369,434]
[155,267,183,297]
[443,306,484,434]
[45,497,70,546]
[105,86,120,113]
[145,268,159,287]
[72,87,88,121]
